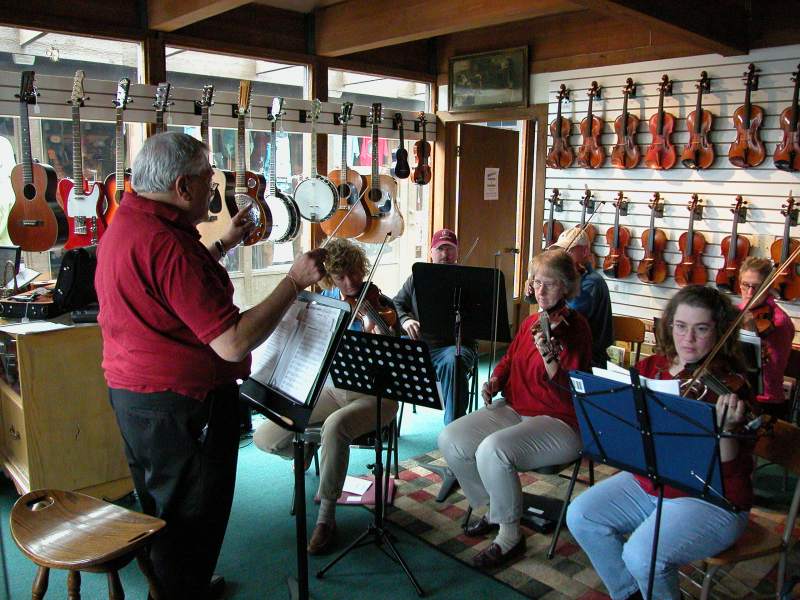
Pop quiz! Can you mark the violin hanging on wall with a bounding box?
[412,112,431,185]
[644,74,676,170]
[579,189,598,267]
[603,191,631,279]
[674,194,707,287]
[774,64,800,172]
[715,195,749,293]
[771,193,800,301]
[681,71,714,170]
[543,188,564,249]
[546,84,574,169]
[728,64,765,168]
[637,192,668,284]
[576,81,605,169]
[611,78,640,169]
[393,113,410,180]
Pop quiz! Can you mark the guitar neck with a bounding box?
[371,121,379,190]
[156,111,164,134]
[19,101,33,185]
[115,108,125,187]
[71,104,85,189]
[236,114,246,190]
[340,122,348,180]
[200,106,209,147]
[310,114,318,177]
[270,122,277,196]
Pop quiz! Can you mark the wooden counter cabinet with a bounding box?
[0,325,132,499]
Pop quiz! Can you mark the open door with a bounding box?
[456,123,519,331]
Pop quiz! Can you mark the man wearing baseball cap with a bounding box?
[393,228,476,424]
[526,226,613,367]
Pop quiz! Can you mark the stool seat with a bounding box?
[11,489,165,599]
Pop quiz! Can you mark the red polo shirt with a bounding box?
[96,191,250,400]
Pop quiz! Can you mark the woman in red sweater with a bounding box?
[567,285,753,600]
[438,249,593,569]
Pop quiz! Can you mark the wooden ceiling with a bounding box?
[147,0,751,58]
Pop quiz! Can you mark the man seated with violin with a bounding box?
[253,238,399,556]
[738,257,795,420]
[393,228,477,424]
[527,227,613,368]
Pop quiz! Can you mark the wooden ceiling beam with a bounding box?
[315,0,585,57]
[147,0,251,32]
[572,0,749,56]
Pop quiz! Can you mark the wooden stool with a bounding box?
[10,489,166,600]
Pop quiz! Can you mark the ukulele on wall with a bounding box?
[644,74,676,170]
[715,195,749,293]
[576,81,605,169]
[393,113,410,179]
[681,71,714,169]
[674,194,707,287]
[102,77,132,224]
[8,70,67,252]
[603,191,632,279]
[357,103,404,243]
[546,84,574,169]
[322,102,368,239]
[57,70,109,249]
[543,188,564,249]
[412,112,431,185]
[774,64,800,172]
[728,64,765,168]
[152,83,173,135]
[637,192,668,284]
[611,78,640,169]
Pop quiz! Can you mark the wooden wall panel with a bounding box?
[537,44,800,342]
[0,0,145,40]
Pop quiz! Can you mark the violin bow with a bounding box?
[461,237,480,264]
[320,201,364,248]
[346,232,391,330]
[563,199,606,252]
[681,241,800,395]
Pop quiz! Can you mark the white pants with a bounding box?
[438,400,581,524]
[254,384,397,501]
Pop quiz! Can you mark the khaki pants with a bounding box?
[254,383,398,500]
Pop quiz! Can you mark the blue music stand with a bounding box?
[560,369,736,600]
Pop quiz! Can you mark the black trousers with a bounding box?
[109,384,239,599]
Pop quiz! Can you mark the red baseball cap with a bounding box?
[431,229,458,249]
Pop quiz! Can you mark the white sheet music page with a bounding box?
[272,302,340,403]
[249,302,303,387]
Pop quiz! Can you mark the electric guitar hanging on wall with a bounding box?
[57,70,109,249]
[9,70,67,252]
[153,82,173,135]
[103,77,132,224]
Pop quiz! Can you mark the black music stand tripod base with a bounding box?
[317,332,443,597]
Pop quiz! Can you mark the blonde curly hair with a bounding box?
[320,238,370,290]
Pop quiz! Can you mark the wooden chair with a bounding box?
[10,489,165,600]
[613,315,646,366]
[694,420,800,599]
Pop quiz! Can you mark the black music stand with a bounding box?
[413,263,512,501]
[557,369,740,600]
[318,331,442,597]
[239,292,351,600]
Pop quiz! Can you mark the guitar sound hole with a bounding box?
[338,184,351,200]
[23,184,36,200]
[368,188,382,203]
[247,177,257,189]
[209,190,222,213]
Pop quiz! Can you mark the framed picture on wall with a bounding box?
[448,46,529,113]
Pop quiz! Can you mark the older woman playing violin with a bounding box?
[254,238,398,556]
[738,256,795,420]
[568,285,753,600]
[438,249,592,570]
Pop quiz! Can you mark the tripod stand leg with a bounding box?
[379,531,425,596]
[292,437,311,600]
[547,460,581,560]
[646,486,665,600]
[316,528,372,578]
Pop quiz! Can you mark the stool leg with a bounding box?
[107,570,124,600]
[32,566,49,600]
[67,571,81,600]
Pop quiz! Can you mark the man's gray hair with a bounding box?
[131,131,210,193]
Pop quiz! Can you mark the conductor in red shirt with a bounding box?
[96,132,325,599]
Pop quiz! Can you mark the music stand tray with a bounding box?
[319,331,442,597]
[240,291,351,600]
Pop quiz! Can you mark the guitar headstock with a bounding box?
[743,63,759,91]
[268,97,285,122]
[68,70,87,107]
[16,71,38,105]
[236,80,251,117]
[369,103,383,125]
[697,71,710,93]
[556,84,570,102]
[394,113,404,130]
[417,111,426,126]
[658,74,673,97]
[311,99,322,122]
[154,82,173,111]
[340,102,353,124]
[622,77,636,98]
[113,78,131,109]
[198,84,215,108]
[587,81,601,99]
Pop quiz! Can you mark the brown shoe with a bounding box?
[472,537,526,570]
[464,515,500,538]
[308,522,337,555]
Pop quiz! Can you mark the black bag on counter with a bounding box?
[54,245,97,311]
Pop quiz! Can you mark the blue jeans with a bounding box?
[566,471,749,600]
[430,345,476,425]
